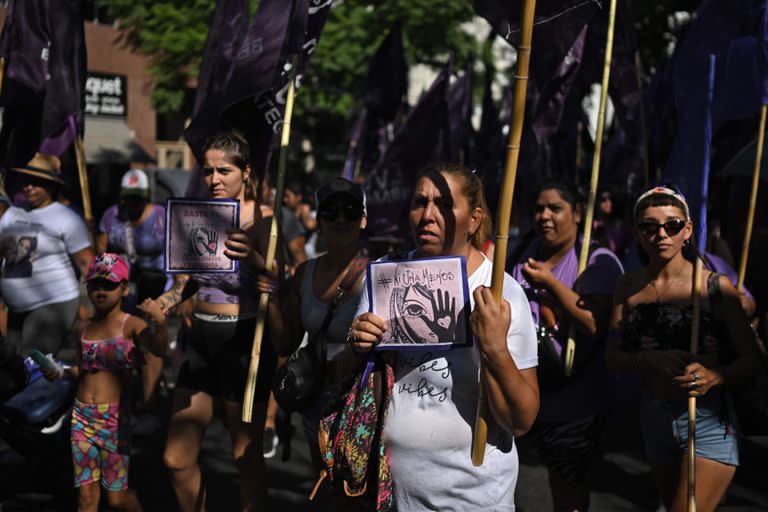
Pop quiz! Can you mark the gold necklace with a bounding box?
[649,260,686,303]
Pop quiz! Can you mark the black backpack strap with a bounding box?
[707,271,724,301]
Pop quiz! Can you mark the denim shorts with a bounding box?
[640,389,739,466]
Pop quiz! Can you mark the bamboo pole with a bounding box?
[564,0,618,376]
[74,136,93,228]
[635,51,650,189]
[575,121,583,187]
[242,59,298,422]
[0,57,5,95]
[736,105,767,290]
[471,0,537,467]
[688,257,703,512]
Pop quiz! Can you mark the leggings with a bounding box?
[5,297,80,357]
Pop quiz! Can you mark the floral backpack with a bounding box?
[310,358,395,511]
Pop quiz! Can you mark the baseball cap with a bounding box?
[86,253,130,283]
[120,169,149,198]
[315,178,366,215]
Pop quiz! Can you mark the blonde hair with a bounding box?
[416,162,493,250]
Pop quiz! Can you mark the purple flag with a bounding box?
[39,0,87,156]
[365,24,408,124]
[0,0,50,93]
[185,0,296,166]
[763,1,768,104]
[473,75,504,215]
[447,57,475,162]
[365,67,450,241]
[661,0,764,231]
[184,0,250,197]
[341,108,367,180]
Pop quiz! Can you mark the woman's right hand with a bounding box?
[348,312,386,353]
[640,349,696,380]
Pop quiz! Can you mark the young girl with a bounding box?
[45,253,167,512]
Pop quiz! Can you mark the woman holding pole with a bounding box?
[509,181,623,512]
[349,163,539,510]
[606,185,760,512]
[143,131,282,511]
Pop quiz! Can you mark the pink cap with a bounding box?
[86,253,130,283]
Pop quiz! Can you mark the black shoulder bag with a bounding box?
[273,254,368,413]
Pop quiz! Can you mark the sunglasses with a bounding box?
[318,203,362,222]
[637,219,686,237]
[87,278,122,292]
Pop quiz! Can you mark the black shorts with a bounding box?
[531,414,606,482]
[176,315,276,403]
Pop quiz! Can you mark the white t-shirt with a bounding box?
[0,202,91,312]
[355,255,538,511]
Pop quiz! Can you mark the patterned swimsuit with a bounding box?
[71,314,137,491]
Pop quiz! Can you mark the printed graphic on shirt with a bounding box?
[1,235,38,278]
[396,351,452,402]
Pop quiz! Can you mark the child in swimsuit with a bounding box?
[44,253,167,512]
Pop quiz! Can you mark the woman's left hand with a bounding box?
[470,286,511,361]
[673,362,724,397]
[223,228,252,261]
[522,259,555,289]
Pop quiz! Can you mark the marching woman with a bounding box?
[278,177,368,470]
[0,153,93,357]
[349,163,539,511]
[606,186,760,512]
[144,131,282,511]
[509,181,623,512]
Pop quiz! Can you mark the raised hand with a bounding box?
[418,288,456,342]
[138,298,167,326]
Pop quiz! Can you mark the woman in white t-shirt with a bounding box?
[0,153,93,357]
[349,163,539,511]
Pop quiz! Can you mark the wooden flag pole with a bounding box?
[74,136,93,228]
[471,0,537,467]
[564,0,618,376]
[242,59,298,423]
[688,257,703,512]
[0,57,5,95]
[736,104,767,290]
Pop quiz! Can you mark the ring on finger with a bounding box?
[692,371,700,381]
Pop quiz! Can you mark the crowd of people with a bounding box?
[0,131,765,512]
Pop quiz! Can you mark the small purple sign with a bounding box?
[368,255,472,350]
[165,198,240,274]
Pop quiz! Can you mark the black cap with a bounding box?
[315,178,366,215]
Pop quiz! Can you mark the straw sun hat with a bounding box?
[11,153,65,184]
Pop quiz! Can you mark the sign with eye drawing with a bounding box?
[368,256,472,350]
[165,198,240,273]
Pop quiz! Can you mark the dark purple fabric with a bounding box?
[763,3,768,104]
[365,24,408,124]
[472,74,504,215]
[364,67,450,241]
[40,0,86,151]
[446,57,474,162]
[705,252,754,301]
[0,0,50,92]
[184,0,296,167]
[341,108,367,180]
[661,0,765,240]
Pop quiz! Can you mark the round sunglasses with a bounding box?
[637,218,686,237]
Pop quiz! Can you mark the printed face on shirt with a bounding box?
[409,172,480,257]
[534,188,581,248]
[203,149,250,200]
[635,205,692,261]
